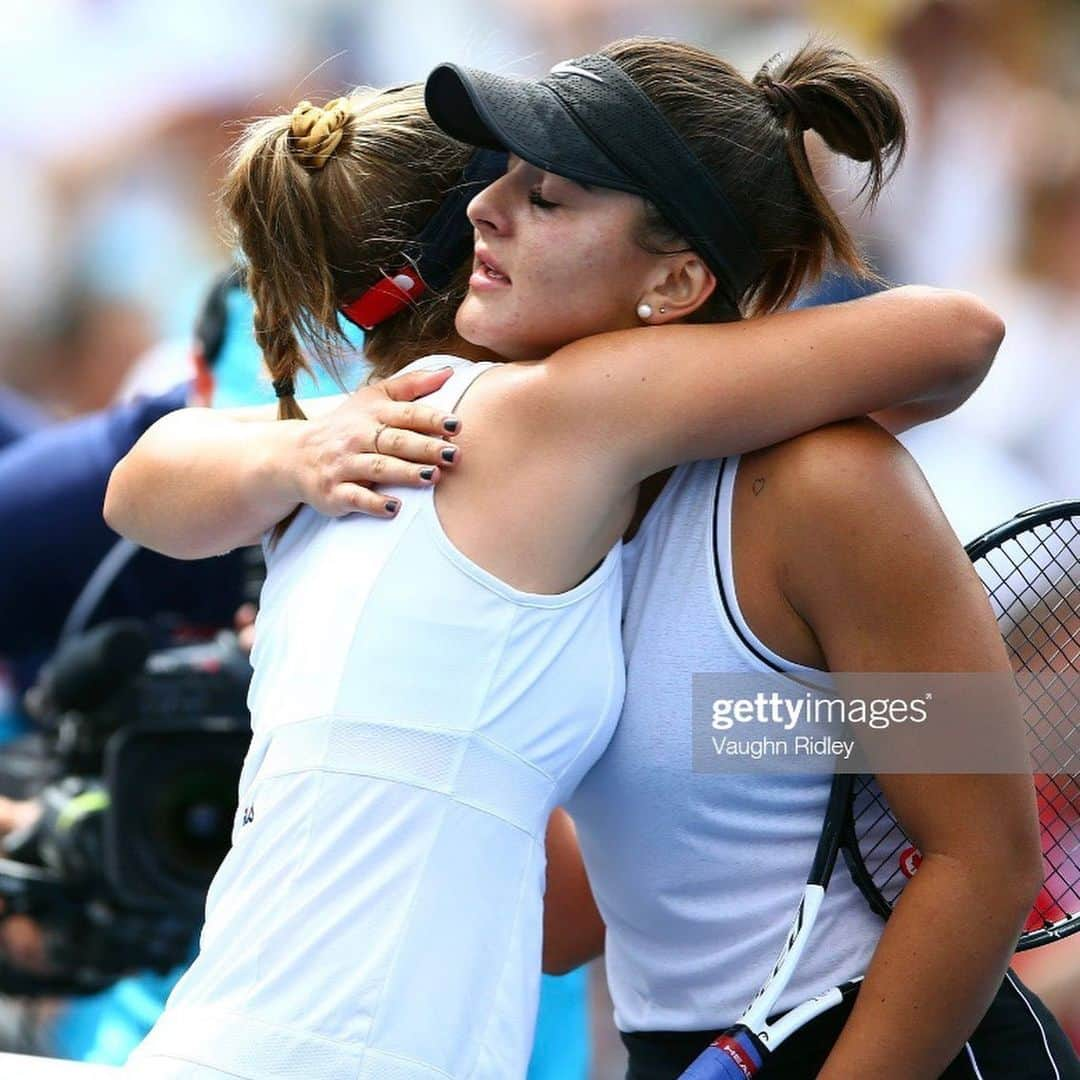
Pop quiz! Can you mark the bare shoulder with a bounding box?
[746,418,1008,663]
[454,358,541,409]
[427,357,637,594]
[742,417,969,632]
[751,416,914,486]
[450,356,618,476]
[452,354,576,436]
[745,417,939,538]
[444,360,548,448]
[437,358,603,492]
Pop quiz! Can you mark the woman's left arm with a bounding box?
[768,419,1042,1080]
[104,367,460,558]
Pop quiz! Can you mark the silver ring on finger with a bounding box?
[373,423,388,455]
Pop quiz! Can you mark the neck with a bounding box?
[435,332,505,363]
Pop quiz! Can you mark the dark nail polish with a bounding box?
[441,447,457,463]
[385,500,399,514]
[443,418,460,433]
[420,467,435,480]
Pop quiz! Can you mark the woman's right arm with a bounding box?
[515,285,1004,486]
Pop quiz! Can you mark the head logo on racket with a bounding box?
[899,845,923,879]
[715,1036,756,1077]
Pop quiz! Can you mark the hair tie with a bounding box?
[289,98,351,171]
[760,77,808,132]
[272,376,295,399]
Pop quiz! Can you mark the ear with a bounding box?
[639,254,716,323]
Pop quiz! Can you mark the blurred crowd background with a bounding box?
[1,0,1078,1076]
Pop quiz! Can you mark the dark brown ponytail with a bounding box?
[752,41,906,296]
[600,36,907,317]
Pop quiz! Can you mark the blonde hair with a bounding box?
[220,83,472,422]
[221,84,472,543]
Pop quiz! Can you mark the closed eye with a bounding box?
[528,187,560,210]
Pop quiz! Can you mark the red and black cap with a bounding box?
[425,53,762,310]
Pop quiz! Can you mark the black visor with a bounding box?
[425,53,761,307]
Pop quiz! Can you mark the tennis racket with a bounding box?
[680,500,1080,1079]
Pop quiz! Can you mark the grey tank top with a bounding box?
[566,455,885,1034]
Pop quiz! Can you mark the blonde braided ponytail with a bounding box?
[220,84,474,545]
[289,98,351,170]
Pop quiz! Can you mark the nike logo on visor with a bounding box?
[549,61,605,84]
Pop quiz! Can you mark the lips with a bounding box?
[473,245,510,284]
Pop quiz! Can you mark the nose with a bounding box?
[467,172,511,237]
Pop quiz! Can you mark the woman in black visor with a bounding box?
[424,41,1071,1080]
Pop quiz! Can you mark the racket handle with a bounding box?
[678,1026,767,1079]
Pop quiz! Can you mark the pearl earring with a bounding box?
[637,303,653,320]
[659,306,667,314]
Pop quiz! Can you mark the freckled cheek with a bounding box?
[465,219,641,343]
[565,253,640,321]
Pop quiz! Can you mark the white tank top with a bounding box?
[566,455,885,1034]
[127,356,625,1080]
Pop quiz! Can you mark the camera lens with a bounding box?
[151,766,236,882]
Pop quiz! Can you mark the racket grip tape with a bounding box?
[678,1025,768,1079]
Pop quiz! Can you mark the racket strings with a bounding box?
[677,511,1080,1079]
[852,786,903,860]
[851,777,911,905]
[984,521,1079,663]
[982,550,1078,680]
[981,519,1078,774]
[970,517,1078,939]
